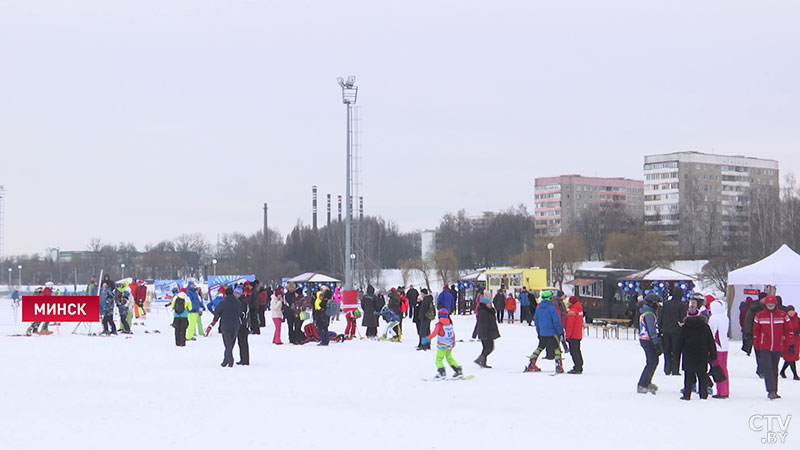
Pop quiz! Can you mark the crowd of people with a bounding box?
[15,274,798,400]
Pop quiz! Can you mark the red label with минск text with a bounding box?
[21,296,100,322]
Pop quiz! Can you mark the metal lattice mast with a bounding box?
[337,76,358,290]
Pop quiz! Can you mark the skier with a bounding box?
[780,306,799,380]
[753,295,793,399]
[659,287,688,376]
[708,297,730,398]
[185,281,204,340]
[168,292,190,346]
[677,307,717,400]
[26,282,55,335]
[117,291,132,334]
[379,305,401,341]
[207,286,242,367]
[421,309,464,379]
[475,290,500,368]
[101,289,117,335]
[565,295,584,374]
[637,293,661,394]
[344,308,360,338]
[524,290,565,374]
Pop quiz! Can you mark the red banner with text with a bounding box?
[22,296,100,322]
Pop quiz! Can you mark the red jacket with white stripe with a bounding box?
[753,308,791,352]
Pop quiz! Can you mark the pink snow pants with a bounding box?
[714,351,729,397]
[272,318,283,344]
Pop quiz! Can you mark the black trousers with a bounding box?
[757,349,781,393]
[520,305,532,324]
[258,305,267,328]
[250,315,260,335]
[221,329,237,366]
[495,307,504,323]
[741,332,753,355]
[662,331,681,375]
[119,310,131,333]
[683,367,709,399]
[638,340,659,388]
[318,318,330,344]
[568,338,583,371]
[417,319,431,348]
[237,325,250,364]
[173,317,188,346]
[479,339,495,360]
[366,326,377,337]
[102,314,117,334]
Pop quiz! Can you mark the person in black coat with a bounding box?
[659,287,688,376]
[236,286,251,365]
[248,280,261,334]
[493,290,505,323]
[415,289,434,350]
[361,285,379,338]
[476,289,501,368]
[406,285,419,320]
[677,307,717,400]
[209,286,243,367]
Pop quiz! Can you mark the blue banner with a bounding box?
[154,280,183,302]
[207,275,255,300]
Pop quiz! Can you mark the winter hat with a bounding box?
[437,309,449,318]
[644,293,660,305]
[187,281,195,287]
[480,296,491,304]
[233,286,243,295]
[763,295,778,306]
[568,296,578,304]
[177,292,189,300]
[541,290,553,300]
[367,285,375,295]
[421,288,429,294]
[556,290,565,298]
[704,294,716,304]
[687,307,699,317]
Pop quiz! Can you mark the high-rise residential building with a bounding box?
[643,151,779,258]
[534,175,644,236]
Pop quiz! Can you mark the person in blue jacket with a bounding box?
[185,281,205,340]
[637,294,662,394]
[518,288,532,326]
[207,286,243,367]
[524,290,564,374]
[436,285,455,315]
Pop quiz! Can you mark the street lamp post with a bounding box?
[212,259,217,276]
[547,243,554,286]
[120,263,125,279]
[18,265,22,287]
[8,267,11,288]
[337,75,358,291]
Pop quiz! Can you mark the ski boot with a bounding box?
[434,368,447,379]
[524,359,541,372]
[452,365,464,378]
[555,359,564,374]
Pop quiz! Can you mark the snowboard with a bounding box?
[422,375,475,382]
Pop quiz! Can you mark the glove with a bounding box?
[421,337,430,345]
[790,345,796,355]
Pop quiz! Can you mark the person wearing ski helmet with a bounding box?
[524,290,565,374]
[421,310,464,378]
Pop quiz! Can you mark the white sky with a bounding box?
[1,0,798,256]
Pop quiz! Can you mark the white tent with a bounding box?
[287,272,340,283]
[727,244,800,286]
[726,244,800,339]
[624,266,697,282]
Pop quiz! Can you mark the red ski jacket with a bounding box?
[754,308,791,352]
[565,300,584,340]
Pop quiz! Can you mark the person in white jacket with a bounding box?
[270,288,285,345]
[708,297,730,398]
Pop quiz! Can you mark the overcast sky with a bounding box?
[1,0,798,257]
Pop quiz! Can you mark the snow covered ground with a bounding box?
[1,300,796,450]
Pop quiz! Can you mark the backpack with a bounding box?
[425,302,436,321]
[174,297,186,314]
[326,300,340,318]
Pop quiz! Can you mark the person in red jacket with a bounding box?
[753,295,793,399]
[565,296,584,374]
[780,306,799,380]
[505,293,517,324]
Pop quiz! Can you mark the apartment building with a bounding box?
[534,175,644,236]
[643,151,779,258]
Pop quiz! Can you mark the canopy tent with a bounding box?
[727,244,800,286]
[726,244,800,339]
[286,272,341,283]
[623,267,698,282]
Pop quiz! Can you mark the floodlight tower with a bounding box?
[337,76,358,290]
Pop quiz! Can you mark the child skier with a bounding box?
[101,290,117,335]
[421,309,464,378]
[344,308,360,338]
[524,290,564,374]
[379,305,401,341]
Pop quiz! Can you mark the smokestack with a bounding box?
[338,195,342,222]
[327,194,331,226]
[312,186,318,230]
[359,196,363,221]
[264,203,269,241]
